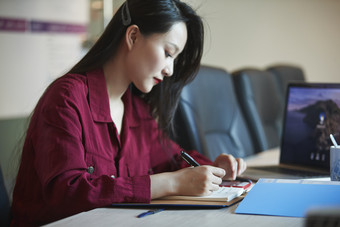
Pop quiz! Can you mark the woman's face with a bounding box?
[126,22,187,93]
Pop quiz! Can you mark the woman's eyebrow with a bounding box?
[167,42,179,52]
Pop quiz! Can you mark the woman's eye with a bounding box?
[165,51,172,58]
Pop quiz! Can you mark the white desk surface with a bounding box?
[46,206,303,227]
[244,147,280,166]
[45,148,306,227]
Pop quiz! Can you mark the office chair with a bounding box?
[232,68,282,153]
[0,165,11,227]
[173,65,256,161]
[267,64,305,102]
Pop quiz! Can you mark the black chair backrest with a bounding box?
[232,68,282,153]
[173,66,256,160]
[267,64,305,102]
[0,165,10,227]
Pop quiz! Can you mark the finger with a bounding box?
[199,180,221,196]
[225,155,237,179]
[210,183,220,192]
[202,184,220,196]
[236,158,247,175]
[232,161,238,180]
[236,158,242,175]
[209,166,226,178]
[210,174,223,185]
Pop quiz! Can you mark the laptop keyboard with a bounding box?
[252,166,328,178]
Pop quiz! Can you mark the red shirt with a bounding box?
[11,69,212,226]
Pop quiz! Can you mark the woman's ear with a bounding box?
[125,25,140,50]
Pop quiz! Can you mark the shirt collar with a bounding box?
[86,68,140,127]
[122,86,139,128]
[87,68,111,123]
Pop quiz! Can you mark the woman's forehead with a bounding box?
[150,22,187,50]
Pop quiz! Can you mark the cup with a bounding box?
[330,146,340,181]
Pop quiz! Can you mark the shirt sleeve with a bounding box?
[29,83,150,220]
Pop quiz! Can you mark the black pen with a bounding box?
[137,209,164,218]
[180,150,200,167]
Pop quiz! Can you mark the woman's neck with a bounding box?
[103,48,130,134]
[103,48,131,102]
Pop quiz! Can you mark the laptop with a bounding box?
[242,82,340,180]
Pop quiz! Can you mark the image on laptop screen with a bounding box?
[281,83,340,169]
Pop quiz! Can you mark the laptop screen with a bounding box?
[280,83,340,170]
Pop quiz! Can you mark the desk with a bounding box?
[245,147,280,166]
[45,148,305,227]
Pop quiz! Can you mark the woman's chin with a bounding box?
[136,85,153,94]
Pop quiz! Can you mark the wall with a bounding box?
[0,0,89,199]
[188,0,340,83]
[0,0,89,119]
[1,0,340,119]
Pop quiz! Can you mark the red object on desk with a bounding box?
[220,180,252,189]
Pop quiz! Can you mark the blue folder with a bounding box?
[235,178,340,217]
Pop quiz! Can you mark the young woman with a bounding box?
[11,0,246,225]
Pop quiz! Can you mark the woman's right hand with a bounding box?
[173,166,226,196]
[150,166,226,199]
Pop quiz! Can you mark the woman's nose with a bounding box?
[162,62,174,77]
[162,68,171,77]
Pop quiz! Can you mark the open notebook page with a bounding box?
[159,187,244,202]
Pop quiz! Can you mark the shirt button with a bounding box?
[87,166,94,174]
[111,175,115,179]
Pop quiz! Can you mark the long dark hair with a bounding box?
[69,0,204,137]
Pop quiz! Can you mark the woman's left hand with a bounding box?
[213,154,247,180]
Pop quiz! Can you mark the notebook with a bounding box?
[112,181,254,208]
[112,187,247,208]
[159,186,244,202]
[235,178,340,217]
[242,82,340,180]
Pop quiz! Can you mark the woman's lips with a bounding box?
[154,78,162,84]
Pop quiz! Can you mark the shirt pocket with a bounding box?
[85,151,117,178]
[123,148,152,177]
